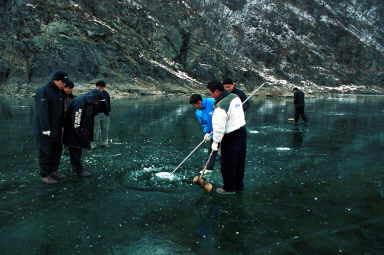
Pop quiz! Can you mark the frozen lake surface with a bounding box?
[0,94,383,254]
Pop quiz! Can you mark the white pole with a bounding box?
[171,139,206,174]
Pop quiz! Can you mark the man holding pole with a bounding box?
[207,80,247,195]
[189,94,217,174]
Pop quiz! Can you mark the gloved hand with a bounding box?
[42,130,51,136]
[204,133,211,142]
[211,141,219,151]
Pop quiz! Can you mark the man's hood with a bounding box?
[85,89,105,104]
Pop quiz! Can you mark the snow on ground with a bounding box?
[285,3,316,23]
[315,0,384,52]
[26,3,36,8]
[69,1,116,32]
[149,59,202,84]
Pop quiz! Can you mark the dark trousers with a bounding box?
[220,126,247,192]
[37,138,62,177]
[68,147,84,173]
[294,106,307,124]
[205,140,218,170]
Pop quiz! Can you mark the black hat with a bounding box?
[52,71,68,83]
[65,80,74,88]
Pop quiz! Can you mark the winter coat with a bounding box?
[212,91,246,143]
[63,93,76,124]
[294,89,305,107]
[63,89,105,149]
[195,97,215,136]
[31,81,64,141]
[94,90,111,116]
[232,87,249,111]
[63,93,75,114]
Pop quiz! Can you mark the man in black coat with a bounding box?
[222,78,249,112]
[293,87,308,125]
[63,80,75,115]
[62,80,76,156]
[63,89,105,177]
[32,71,69,184]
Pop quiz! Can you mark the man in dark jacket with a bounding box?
[91,80,111,149]
[293,87,308,125]
[32,71,69,184]
[63,89,105,176]
[222,78,249,112]
[63,80,76,156]
[63,80,75,115]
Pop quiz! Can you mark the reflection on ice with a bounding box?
[259,125,292,133]
[257,100,276,113]
[111,236,188,254]
[10,105,29,108]
[257,145,294,152]
[327,112,345,116]
[276,147,291,151]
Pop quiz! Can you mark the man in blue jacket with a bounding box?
[32,71,69,184]
[63,89,105,177]
[189,94,218,174]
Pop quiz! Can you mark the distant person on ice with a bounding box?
[91,80,111,149]
[189,94,218,174]
[32,71,69,184]
[222,78,249,112]
[293,87,308,126]
[63,89,105,177]
[207,80,247,195]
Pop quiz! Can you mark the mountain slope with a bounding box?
[0,0,383,95]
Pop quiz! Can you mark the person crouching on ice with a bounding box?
[63,89,105,177]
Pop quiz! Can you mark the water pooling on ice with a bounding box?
[119,165,189,193]
[142,166,180,180]
[154,172,178,180]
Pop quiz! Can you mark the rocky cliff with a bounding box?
[1,0,384,96]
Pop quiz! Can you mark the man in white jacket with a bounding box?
[207,80,247,194]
